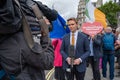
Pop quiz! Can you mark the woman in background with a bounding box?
[52,39,65,80]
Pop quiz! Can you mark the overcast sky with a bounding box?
[36,0,118,20]
[36,0,79,20]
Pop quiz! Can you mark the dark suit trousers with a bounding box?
[89,56,101,80]
[65,66,85,80]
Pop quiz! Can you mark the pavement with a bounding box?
[46,63,120,80]
[85,64,120,80]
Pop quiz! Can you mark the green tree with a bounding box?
[98,1,120,28]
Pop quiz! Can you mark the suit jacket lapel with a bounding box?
[65,33,70,46]
[76,32,80,49]
[68,33,70,45]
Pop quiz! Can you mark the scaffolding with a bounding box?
[77,0,103,27]
[77,0,86,27]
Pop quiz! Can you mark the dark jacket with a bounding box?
[0,0,57,80]
[60,32,90,72]
[92,34,103,59]
[0,32,54,80]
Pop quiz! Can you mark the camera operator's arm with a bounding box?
[40,36,54,69]
[25,16,54,70]
[22,16,54,70]
[25,35,54,70]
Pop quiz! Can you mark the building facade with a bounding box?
[77,0,86,27]
[77,0,103,27]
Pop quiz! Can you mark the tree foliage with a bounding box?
[98,1,120,28]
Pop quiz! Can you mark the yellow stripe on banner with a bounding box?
[94,8,107,28]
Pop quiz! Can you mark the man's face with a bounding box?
[105,28,112,33]
[67,20,78,33]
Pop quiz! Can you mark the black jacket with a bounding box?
[93,34,103,59]
[0,32,54,80]
[0,0,57,80]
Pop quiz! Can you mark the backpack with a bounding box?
[0,0,22,34]
[102,33,115,51]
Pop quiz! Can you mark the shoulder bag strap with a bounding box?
[14,0,35,49]
[14,0,50,53]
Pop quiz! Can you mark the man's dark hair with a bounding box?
[67,17,78,24]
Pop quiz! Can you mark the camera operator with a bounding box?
[0,0,58,80]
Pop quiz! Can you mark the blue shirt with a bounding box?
[90,38,94,56]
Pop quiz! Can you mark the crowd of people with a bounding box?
[52,17,120,80]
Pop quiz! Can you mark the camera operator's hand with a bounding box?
[39,17,52,45]
[44,17,53,31]
[44,17,50,25]
[40,17,50,37]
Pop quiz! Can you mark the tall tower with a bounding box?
[77,0,86,27]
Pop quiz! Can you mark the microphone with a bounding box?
[68,45,75,68]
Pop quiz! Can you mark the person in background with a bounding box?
[88,32,103,80]
[115,27,120,77]
[52,39,65,80]
[102,27,117,80]
[60,17,90,80]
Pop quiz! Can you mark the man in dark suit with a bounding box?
[60,17,90,80]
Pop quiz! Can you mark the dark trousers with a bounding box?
[89,56,101,80]
[102,53,115,80]
[54,67,65,80]
[117,56,120,66]
[65,66,85,80]
[115,49,120,66]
